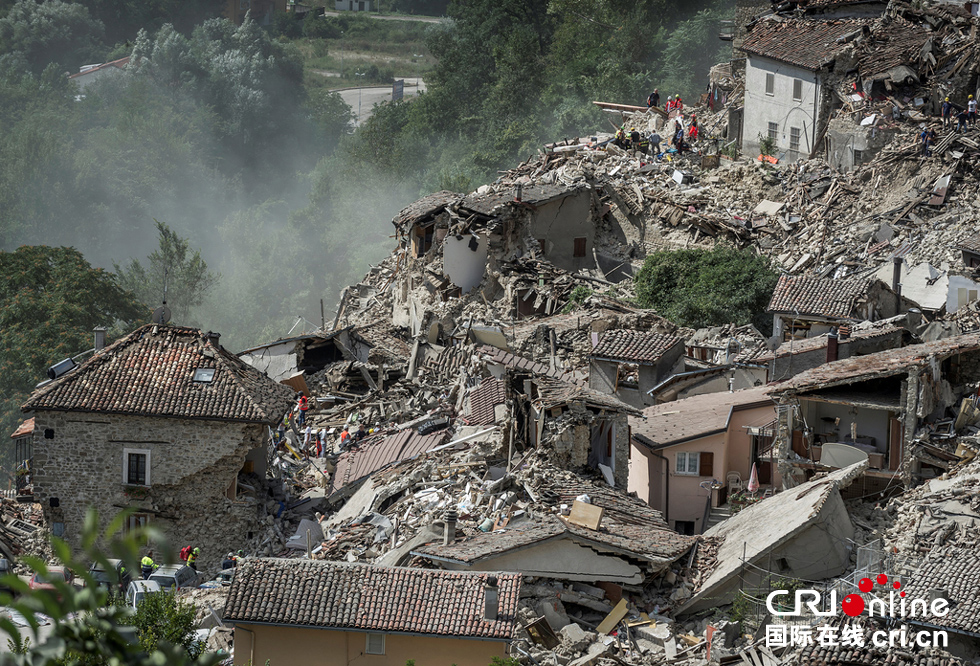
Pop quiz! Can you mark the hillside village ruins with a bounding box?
[10,0,980,664]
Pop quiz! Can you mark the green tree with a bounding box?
[0,0,105,74]
[131,588,203,658]
[0,508,217,666]
[114,220,219,325]
[634,245,779,334]
[0,246,147,476]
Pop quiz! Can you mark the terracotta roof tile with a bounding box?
[464,377,507,425]
[391,190,461,231]
[478,345,584,385]
[958,231,980,255]
[591,330,682,364]
[10,418,33,439]
[21,324,294,424]
[224,559,520,640]
[766,274,870,318]
[742,18,870,70]
[903,546,980,636]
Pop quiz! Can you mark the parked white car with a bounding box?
[124,580,162,610]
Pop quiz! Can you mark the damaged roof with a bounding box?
[391,190,461,231]
[678,461,866,615]
[769,332,980,395]
[414,512,695,570]
[767,274,872,318]
[630,387,775,450]
[458,183,590,217]
[479,345,584,385]
[329,427,450,496]
[742,18,869,71]
[464,377,507,426]
[903,546,980,637]
[857,18,930,81]
[22,324,294,425]
[957,231,980,255]
[224,558,520,640]
[755,325,905,362]
[533,376,641,415]
[10,418,33,439]
[590,330,683,364]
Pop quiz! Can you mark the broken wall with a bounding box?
[545,408,630,489]
[529,191,596,273]
[32,412,265,564]
[825,117,896,172]
[240,340,300,383]
[443,234,489,293]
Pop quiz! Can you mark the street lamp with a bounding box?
[355,71,366,125]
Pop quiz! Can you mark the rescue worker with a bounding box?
[629,127,641,151]
[942,97,953,128]
[675,96,684,111]
[613,125,628,148]
[665,96,674,112]
[297,394,308,426]
[647,88,660,108]
[353,423,367,442]
[141,551,157,580]
[648,131,662,155]
[187,547,200,571]
[969,94,977,126]
[339,427,350,450]
[222,553,237,570]
[688,119,699,141]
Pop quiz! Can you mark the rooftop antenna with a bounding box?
[151,265,172,324]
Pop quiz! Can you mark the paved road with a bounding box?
[321,11,442,23]
[338,78,427,127]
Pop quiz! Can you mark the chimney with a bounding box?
[94,326,106,351]
[827,328,839,363]
[515,183,523,202]
[838,324,850,340]
[443,510,457,546]
[892,256,903,307]
[204,331,221,346]
[484,576,499,621]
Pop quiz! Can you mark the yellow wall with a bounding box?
[235,624,509,666]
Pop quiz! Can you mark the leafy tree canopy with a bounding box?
[0,0,105,74]
[114,220,219,326]
[0,246,146,473]
[634,245,779,334]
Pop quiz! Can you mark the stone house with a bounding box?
[588,330,685,409]
[766,332,980,491]
[628,387,776,534]
[767,274,912,342]
[68,57,130,94]
[224,558,520,666]
[20,324,294,558]
[761,324,910,382]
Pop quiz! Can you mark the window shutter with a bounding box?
[366,633,385,655]
[573,237,587,257]
[699,452,714,477]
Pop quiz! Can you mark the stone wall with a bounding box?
[31,411,268,569]
[544,406,630,489]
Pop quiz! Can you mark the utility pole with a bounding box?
[355,71,365,125]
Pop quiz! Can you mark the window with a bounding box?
[676,452,699,475]
[537,238,547,256]
[124,513,149,542]
[853,149,864,165]
[365,633,385,655]
[793,79,803,101]
[765,73,774,96]
[767,122,778,142]
[675,451,713,476]
[123,448,150,486]
[573,237,587,258]
[790,127,801,152]
[192,368,215,383]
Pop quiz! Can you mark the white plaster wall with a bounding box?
[743,56,821,160]
[240,341,299,382]
[948,274,980,312]
[443,234,488,293]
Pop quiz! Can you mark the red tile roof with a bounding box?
[224,558,520,640]
[391,190,461,231]
[22,324,294,424]
[630,387,775,450]
[68,57,130,79]
[329,428,449,496]
[903,546,980,637]
[9,418,33,439]
[590,330,683,364]
[742,18,869,70]
[478,345,584,384]
[766,274,871,318]
[464,377,507,425]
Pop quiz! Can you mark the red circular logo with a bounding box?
[842,594,866,617]
[858,577,874,593]
[876,574,888,585]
